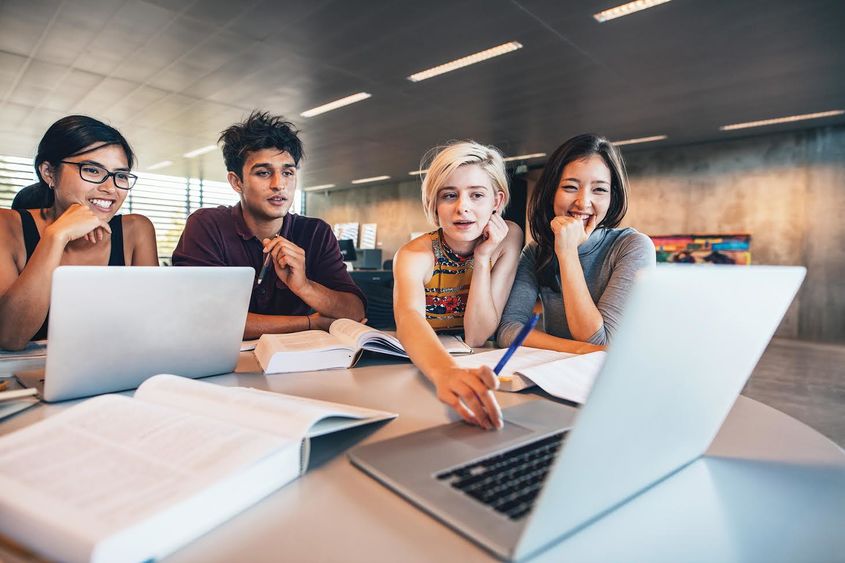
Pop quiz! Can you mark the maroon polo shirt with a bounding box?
[172,203,365,316]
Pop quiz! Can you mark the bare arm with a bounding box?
[0,206,111,350]
[264,236,365,322]
[559,230,657,345]
[463,219,523,347]
[558,251,604,341]
[243,312,335,340]
[550,214,605,341]
[393,243,501,430]
[292,280,365,321]
[124,214,159,266]
[523,330,605,354]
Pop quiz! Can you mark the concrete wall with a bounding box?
[620,126,845,342]
[306,179,432,264]
[306,125,845,343]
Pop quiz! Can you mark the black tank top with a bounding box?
[16,209,125,341]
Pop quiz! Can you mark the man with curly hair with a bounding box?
[173,111,365,338]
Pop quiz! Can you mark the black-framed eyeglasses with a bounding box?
[59,161,138,190]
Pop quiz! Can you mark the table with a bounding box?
[1,353,843,562]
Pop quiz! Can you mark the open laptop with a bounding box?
[21,266,253,402]
[349,265,806,561]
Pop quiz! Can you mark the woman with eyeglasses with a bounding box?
[0,115,157,349]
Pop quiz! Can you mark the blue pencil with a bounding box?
[493,313,541,375]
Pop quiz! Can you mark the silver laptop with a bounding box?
[349,265,806,561]
[30,266,252,402]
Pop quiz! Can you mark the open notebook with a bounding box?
[0,374,395,563]
[255,318,472,374]
[454,347,607,403]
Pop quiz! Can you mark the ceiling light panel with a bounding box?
[613,135,668,146]
[146,160,173,171]
[301,92,372,118]
[182,145,218,158]
[407,41,523,82]
[351,175,390,184]
[593,0,673,23]
[719,110,844,131]
[503,152,546,162]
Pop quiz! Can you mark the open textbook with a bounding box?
[0,374,396,563]
[454,347,607,404]
[255,318,472,374]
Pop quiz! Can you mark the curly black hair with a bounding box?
[218,110,304,178]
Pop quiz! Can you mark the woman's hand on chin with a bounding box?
[45,203,112,246]
[473,213,509,261]
[551,214,593,257]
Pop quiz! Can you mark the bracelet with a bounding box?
[306,315,311,330]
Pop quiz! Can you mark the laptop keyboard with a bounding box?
[435,431,567,521]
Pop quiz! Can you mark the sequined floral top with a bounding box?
[424,229,474,330]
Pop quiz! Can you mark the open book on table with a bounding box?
[453,347,607,404]
[255,318,473,374]
[0,374,396,563]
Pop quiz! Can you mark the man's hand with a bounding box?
[430,365,503,430]
[263,236,309,294]
[308,312,336,331]
[551,214,594,257]
[473,213,508,262]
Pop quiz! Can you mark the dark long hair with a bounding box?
[529,133,629,288]
[29,115,135,208]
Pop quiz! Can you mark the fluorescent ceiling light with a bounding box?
[182,145,217,158]
[300,92,372,118]
[408,168,429,176]
[719,110,844,131]
[407,41,523,82]
[146,160,173,171]
[503,152,546,162]
[613,135,668,146]
[303,183,336,192]
[351,175,390,184]
[594,0,672,23]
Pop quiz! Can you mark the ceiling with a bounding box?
[1,0,844,189]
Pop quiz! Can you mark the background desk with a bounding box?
[1,353,843,562]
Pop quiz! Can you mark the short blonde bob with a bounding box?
[420,140,509,227]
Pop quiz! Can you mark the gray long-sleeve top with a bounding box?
[497,227,656,347]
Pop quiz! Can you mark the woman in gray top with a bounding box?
[497,134,655,353]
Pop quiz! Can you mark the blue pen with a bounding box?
[493,313,541,375]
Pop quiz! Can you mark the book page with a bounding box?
[520,351,607,404]
[330,319,406,356]
[0,394,289,539]
[135,374,395,442]
[259,330,348,352]
[453,347,573,377]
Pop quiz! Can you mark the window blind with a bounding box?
[0,155,304,264]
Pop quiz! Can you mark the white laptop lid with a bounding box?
[515,265,806,560]
[43,266,253,402]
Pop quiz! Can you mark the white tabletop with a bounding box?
[2,352,843,562]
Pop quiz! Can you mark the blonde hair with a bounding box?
[420,140,509,226]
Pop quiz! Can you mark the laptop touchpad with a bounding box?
[439,421,533,451]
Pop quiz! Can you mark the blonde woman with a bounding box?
[393,141,523,430]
